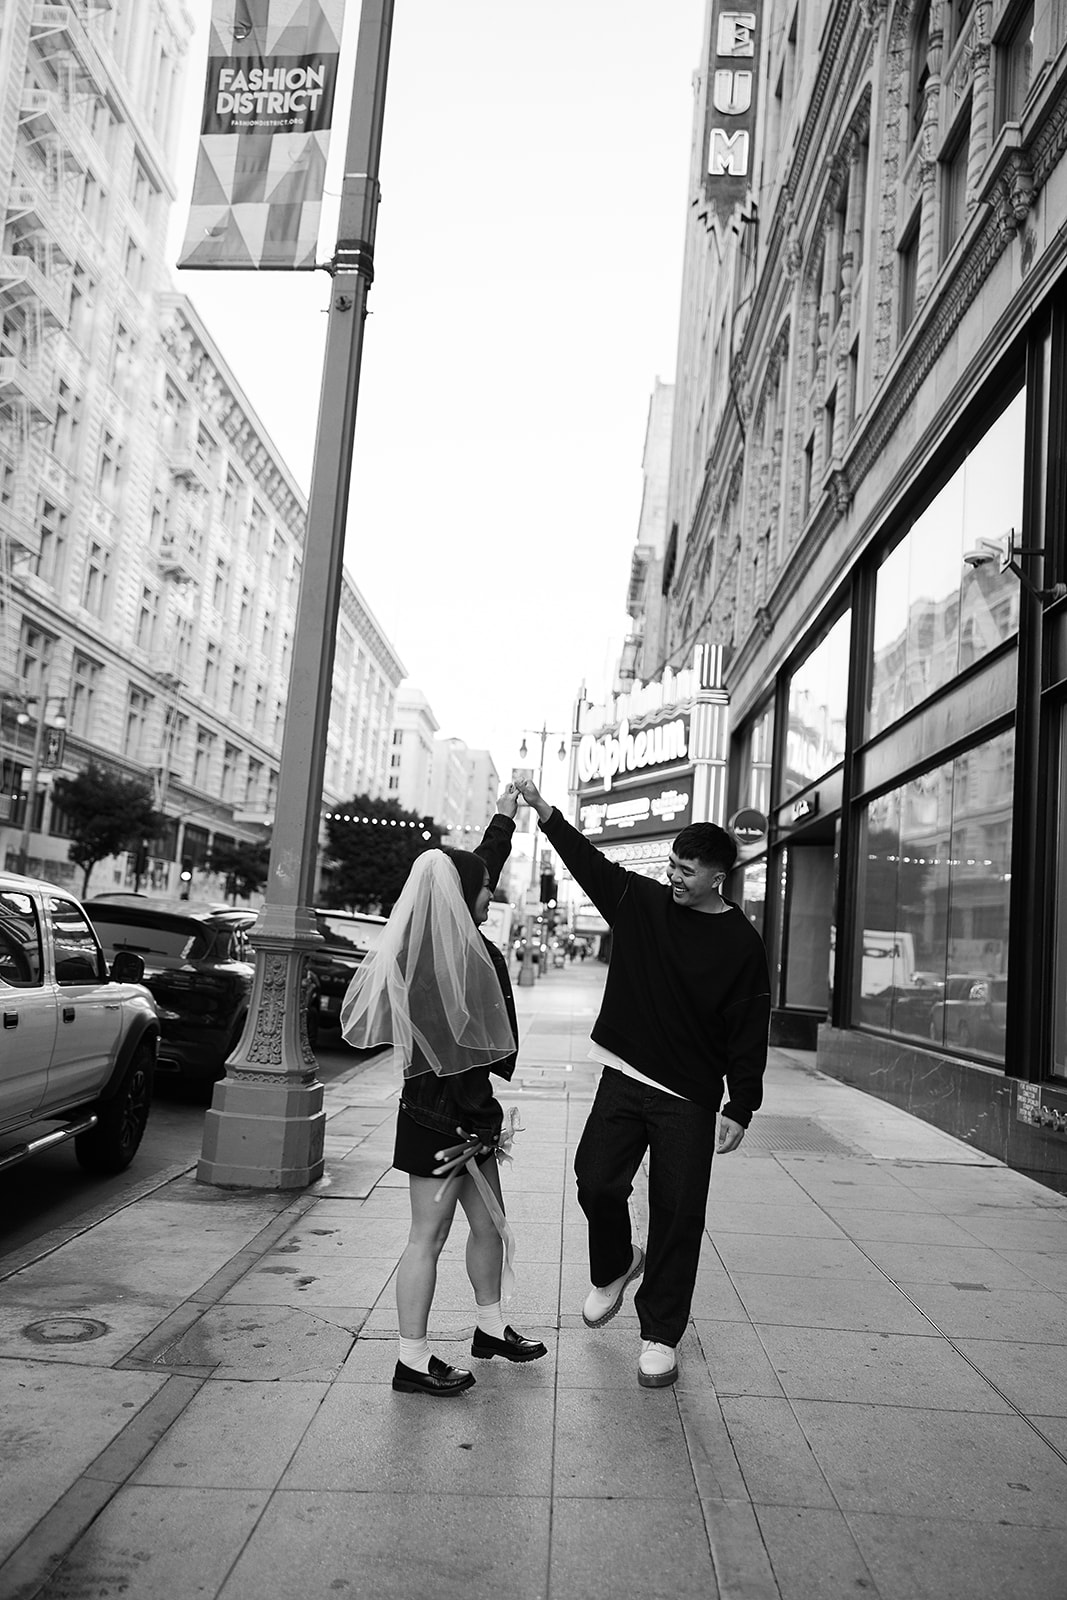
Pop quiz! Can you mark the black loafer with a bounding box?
[471,1325,548,1363]
[392,1355,476,1395]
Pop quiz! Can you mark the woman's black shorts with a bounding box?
[393,1106,497,1179]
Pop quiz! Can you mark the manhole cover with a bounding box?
[22,1317,109,1345]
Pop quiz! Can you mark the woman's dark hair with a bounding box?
[671,822,737,875]
[440,846,489,915]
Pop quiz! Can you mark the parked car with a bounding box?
[928,974,1008,1053]
[874,976,945,1035]
[84,897,258,1089]
[307,909,388,1031]
[84,898,324,1084]
[0,872,159,1175]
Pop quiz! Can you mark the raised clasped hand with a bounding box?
[496,782,519,819]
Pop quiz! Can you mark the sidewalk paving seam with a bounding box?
[117,1190,325,1372]
[738,1160,1067,1475]
[0,1374,207,1600]
[0,1158,197,1284]
[0,1194,333,1594]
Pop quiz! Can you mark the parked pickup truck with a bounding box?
[0,871,160,1176]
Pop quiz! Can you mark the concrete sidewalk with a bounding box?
[3,960,1067,1599]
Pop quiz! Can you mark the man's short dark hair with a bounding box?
[671,822,738,875]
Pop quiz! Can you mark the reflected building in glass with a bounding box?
[637,0,1067,1182]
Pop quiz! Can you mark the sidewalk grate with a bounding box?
[741,1115,858,1155]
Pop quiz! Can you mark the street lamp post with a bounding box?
[13,684,65,877]
[516,724,566,988]
[198,0,395,1190]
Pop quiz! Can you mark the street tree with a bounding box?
[52,763,160,897]
[323,795,442,913]
[206,837,271,902]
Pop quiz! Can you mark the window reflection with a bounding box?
[853,728,1013,1059]
[1051,705,1067,1080]
[869,392,1023,736]
[783,612,850,798]
[740,703,774,814]
[740,860,767,935]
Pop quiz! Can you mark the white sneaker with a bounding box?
[638,1340,678,1388]
[581,1246,645,1327]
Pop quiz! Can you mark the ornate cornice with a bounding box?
[859,0,889,30]
[847,203,1006,495]
[791,4,860,187]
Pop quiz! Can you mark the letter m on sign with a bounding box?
[709,128,750,176]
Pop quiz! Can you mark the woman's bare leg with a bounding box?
[396,1174,460,1338]
[458,1159,505,1308]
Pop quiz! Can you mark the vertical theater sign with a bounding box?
[571,647,730,883]
[704,6,761,229]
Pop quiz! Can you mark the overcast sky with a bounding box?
[169,0,705,807]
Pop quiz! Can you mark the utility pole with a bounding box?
[199,0,395,1189]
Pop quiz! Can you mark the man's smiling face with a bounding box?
[666,852,725,912]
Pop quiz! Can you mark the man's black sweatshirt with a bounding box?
[540,808,770,1125]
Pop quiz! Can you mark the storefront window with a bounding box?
[740,860,766,935]
[745,704,774,814]
[782,612,850,798]
[869,391,1023,736]
[1051,705,1067,1079]
[784,842,837,1009]
[853,727,1013,1058]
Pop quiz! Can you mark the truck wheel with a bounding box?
[75,1041,155,1174]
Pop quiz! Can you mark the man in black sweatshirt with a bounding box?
[517,778,770,1389]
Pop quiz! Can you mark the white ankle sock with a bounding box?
[476,1300,507,1338]
[398,1336,432,1372]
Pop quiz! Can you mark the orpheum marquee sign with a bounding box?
[576,715,690,795]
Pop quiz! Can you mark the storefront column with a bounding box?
[689,643,730,825]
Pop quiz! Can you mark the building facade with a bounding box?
[464,746,502,838]
[388,687,438,817]
[619,378,675,688]
[648,0,1067,1180]
[0,1,403,898]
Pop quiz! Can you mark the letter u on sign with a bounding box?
[713,70,752,115]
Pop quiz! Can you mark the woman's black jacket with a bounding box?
[398,814,517,1146]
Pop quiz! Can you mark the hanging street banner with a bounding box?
[178,0,345,271]
[702,5,761,230]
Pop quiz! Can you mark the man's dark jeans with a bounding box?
[574,1067,718,1347]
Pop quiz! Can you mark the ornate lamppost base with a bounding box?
[197,932,326,1189]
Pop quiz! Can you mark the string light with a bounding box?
[323,813,489,834]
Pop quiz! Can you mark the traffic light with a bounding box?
[540,871,557,906]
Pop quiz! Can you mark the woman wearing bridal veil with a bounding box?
[341,783,547,1396]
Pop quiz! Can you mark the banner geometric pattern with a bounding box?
[178,0,345,270]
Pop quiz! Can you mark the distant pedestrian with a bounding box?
[516,778,770,1389]
[341,783,547,1397]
